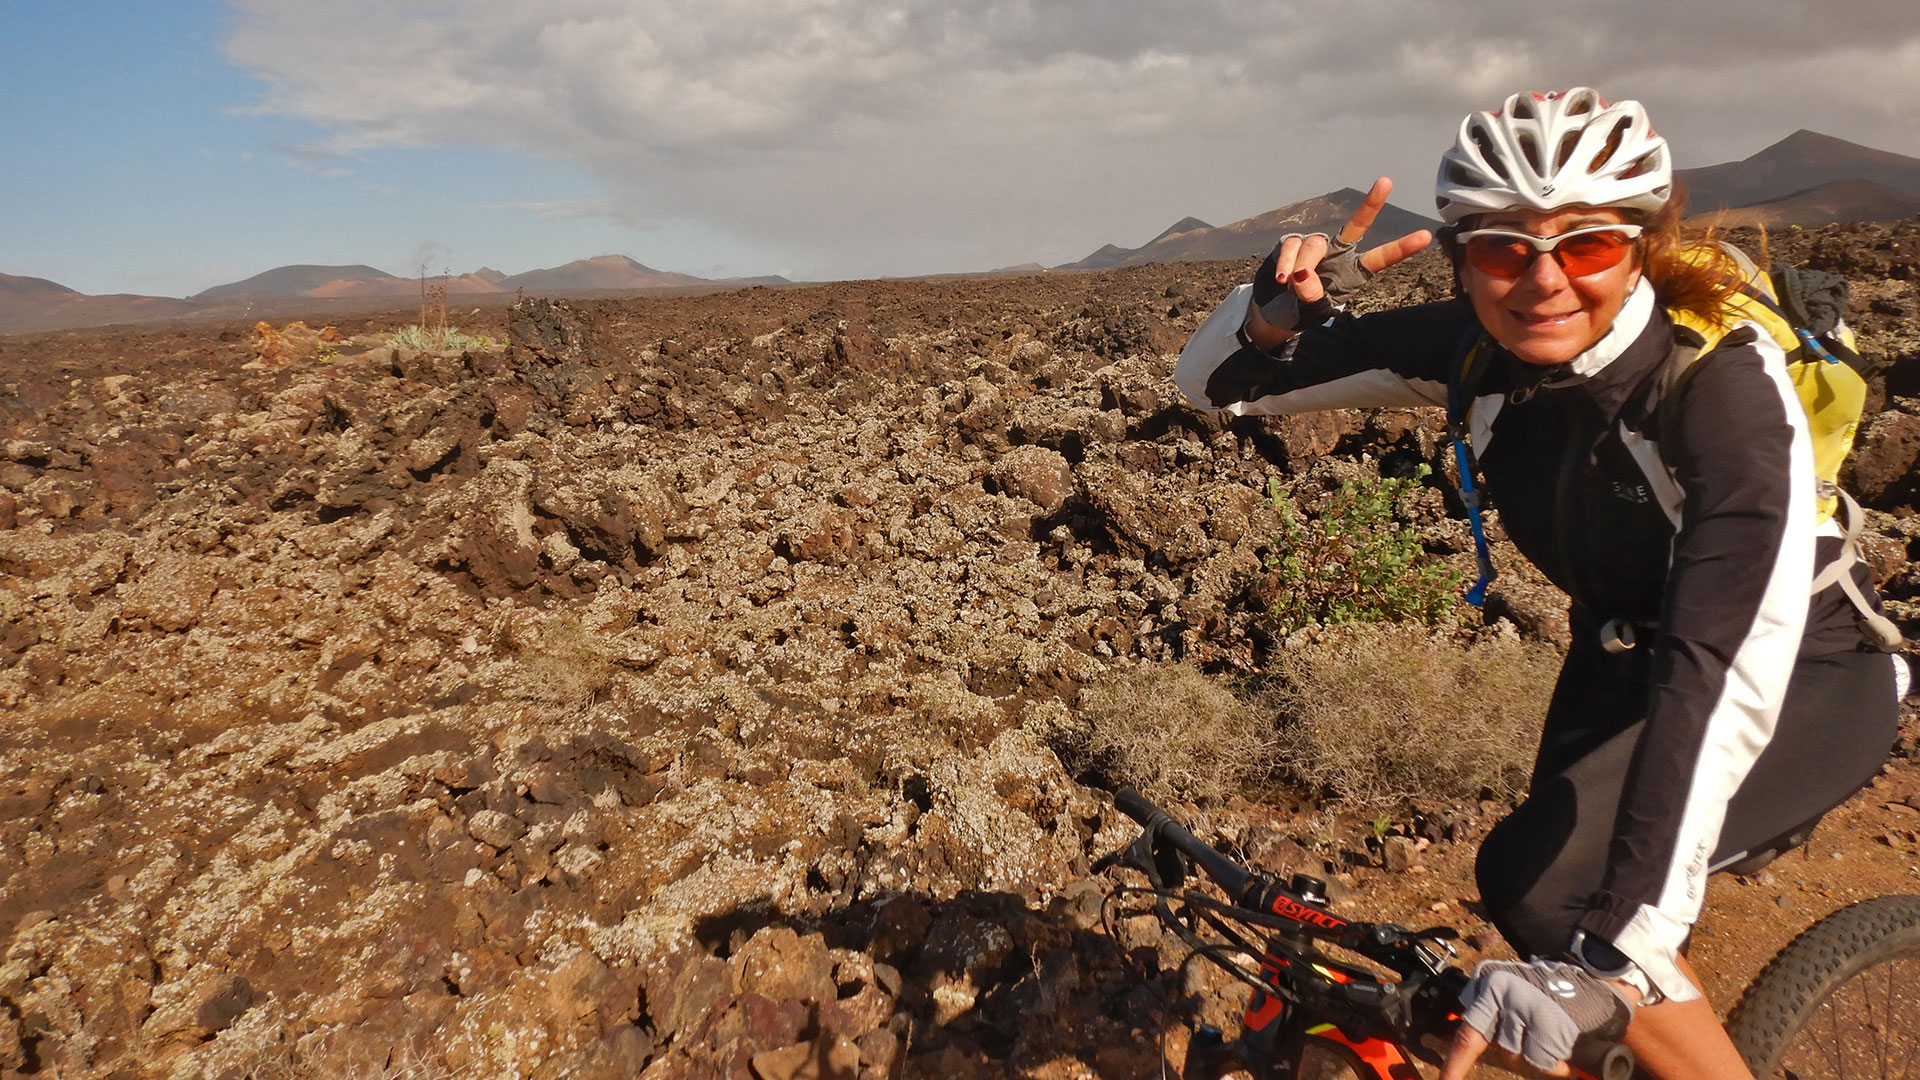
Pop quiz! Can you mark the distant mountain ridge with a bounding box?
[182,255,788,304]
[0,272,80,298]
[2,256,793,335]
[1,274,202,335]
[1693,179,1920,230]
[1677,130,1920,214]
[308,273,507,299]
[496,255,710,293]
[1060,189,1440,271]
[1145,216,1215,246]
[1058,130,1920,274]
[193,264,403,300]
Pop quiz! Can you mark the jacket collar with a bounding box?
[1566,278,1656,379]
[1496,278,1670,421]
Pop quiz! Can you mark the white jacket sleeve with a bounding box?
[1174,285,1454,416]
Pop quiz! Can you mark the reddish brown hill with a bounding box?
[194,263,403,300]
[0,272,80,299]
[496,254,711,293]
[306,273,507,299]
[1,273,204,335]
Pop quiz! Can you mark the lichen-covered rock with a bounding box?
[116,551,215,632]
[469,808,530,849]
[989,445,1074,513]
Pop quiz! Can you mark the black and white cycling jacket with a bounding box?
[1176,278,1888,1001]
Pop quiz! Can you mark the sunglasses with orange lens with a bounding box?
[1456,224,1645,279]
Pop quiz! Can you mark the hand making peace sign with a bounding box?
[1242,176,1433,351]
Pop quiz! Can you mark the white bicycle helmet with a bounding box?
[1435,88,1672,225]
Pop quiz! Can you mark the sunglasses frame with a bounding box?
[1455,223,1645,279]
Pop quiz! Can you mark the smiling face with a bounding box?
[1458,206,1644,367]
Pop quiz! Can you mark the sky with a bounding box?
[5,2,1919,298]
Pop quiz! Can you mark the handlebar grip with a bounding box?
[1111,787,1251,899]
[1567,1037,1634,1080]
[1114,787,1169,830]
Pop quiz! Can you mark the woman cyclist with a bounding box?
[1175,88,1908,1079]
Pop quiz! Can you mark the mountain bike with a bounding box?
[1100,786,1920,1079]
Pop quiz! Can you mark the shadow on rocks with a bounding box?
[637,885,1190,1080]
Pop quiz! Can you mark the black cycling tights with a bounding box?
[1475,633,1902,961]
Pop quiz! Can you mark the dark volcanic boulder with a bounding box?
[1847,410,1920,510]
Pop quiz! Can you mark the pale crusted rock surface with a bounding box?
[0,231,1915,1078]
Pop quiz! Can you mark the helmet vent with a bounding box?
[1446,162,1475,185]
[1565,91,1596,116]
[1621,145,1665,180]
[1555,130,1581,170]
[1469,125,1508,180]
[1511,97,1536,120]
[1517,131,1543,174]
[1590,118,1630,171]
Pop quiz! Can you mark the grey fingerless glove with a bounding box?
[1457,960,1633,1073]
[1314,238,1375,299]
[1249,234,1375,332]
[1251,234,1336,332]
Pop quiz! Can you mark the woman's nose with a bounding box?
[1523,248,1572,289]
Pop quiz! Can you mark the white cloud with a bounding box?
[271,140,355,176]
[223,0,1920,277]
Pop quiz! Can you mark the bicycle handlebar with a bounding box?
[1108,786,1636,1080]
[1114,787,1254,901]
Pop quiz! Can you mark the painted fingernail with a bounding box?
[1292,269,1312,282]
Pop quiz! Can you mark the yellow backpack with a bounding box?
[1664,243,1866,525]
[1658,243,1900,647]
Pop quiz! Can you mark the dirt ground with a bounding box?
[2,226,1917,1079]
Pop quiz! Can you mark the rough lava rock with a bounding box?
[0,229,1914,1078]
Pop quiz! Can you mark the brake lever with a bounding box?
[1091,829,1189,893]
[1091,829,1152,877]
[1413,926,1461,960]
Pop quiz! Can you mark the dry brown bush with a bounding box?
[1265,625,1559,809]
[1077,663,1278,804]
[510,613,616,712]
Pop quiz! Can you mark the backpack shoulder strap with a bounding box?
[1811,491,1907,649]
[1446,322,1497,605]
[1446,323,1493,439]
[1647,333,1708,446]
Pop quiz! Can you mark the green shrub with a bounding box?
[1264,466,1460,632]
[1075,663,1277,804]
[1264,624,1558,808]
[387,324,495,353]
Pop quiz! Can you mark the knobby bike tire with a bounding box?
[1723,893,1920,1080]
